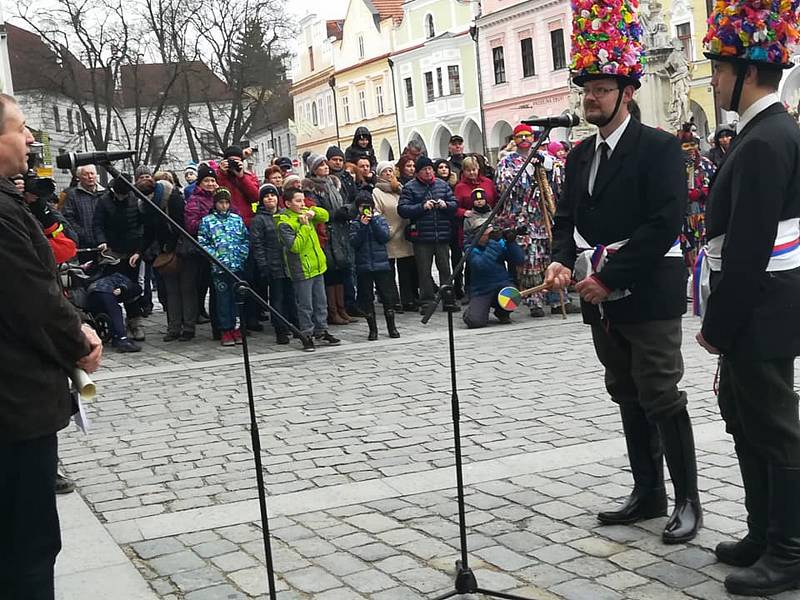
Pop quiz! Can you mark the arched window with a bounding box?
[312,102,318,127]
[425,14,435,39]
[358,35,365,59]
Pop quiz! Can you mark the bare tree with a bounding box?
[181,0,294,155]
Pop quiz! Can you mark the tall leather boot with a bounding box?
[716,436,768,566]
[326,286,348,325]
[384,309,400,338]
[336,284,358,323]
[725,466,800,596]
[366,312,378,341]
[598,403,668,525]
[657,407,703,544]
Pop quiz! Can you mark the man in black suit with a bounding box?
[545,4,702,545]
[696,5,800,596]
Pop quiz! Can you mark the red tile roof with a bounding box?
[370,0,404,24]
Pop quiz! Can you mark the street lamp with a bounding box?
[328,75,341,148]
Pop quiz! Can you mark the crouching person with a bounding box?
[349,191,400,341]
[462,225,524,329]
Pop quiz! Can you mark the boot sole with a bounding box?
[725,579,800,596]
[597,508,668,525]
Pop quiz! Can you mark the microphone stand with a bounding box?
[102,160,301,600]
[422,128,553,600]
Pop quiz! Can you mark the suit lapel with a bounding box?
[575,134,596,201]
[592,120,640,199]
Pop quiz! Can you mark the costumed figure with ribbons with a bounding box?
[676,123,716,268]
[545,0,703,546]
[696,2,800,596]
[494,124,574,317]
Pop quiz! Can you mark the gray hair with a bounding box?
[76,164,97,176]
[0,94,18,134]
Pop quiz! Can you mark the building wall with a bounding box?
[333,0,398,160]
[392,0,482,158]
[248,122,297,178]
[478,0,571,159]
[662,0,718,135]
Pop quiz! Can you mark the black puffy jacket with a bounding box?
[250,205,288,280]
[397,177,456,244]
[93,190,144,255]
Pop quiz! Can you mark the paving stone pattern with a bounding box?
[123,447,794,599]
[61,310,722,523]
[59,306,800,598]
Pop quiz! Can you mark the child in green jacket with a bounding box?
[276,188,340,351]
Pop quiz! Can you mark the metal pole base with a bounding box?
[431,560,532,600]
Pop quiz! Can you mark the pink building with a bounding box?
[476,0,572,161]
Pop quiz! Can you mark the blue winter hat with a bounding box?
[185,161,198,174]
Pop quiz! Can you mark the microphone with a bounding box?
[56,150,135,170]
[522,112,580,128]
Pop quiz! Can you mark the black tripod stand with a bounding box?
[422,128,555,600]
[98,160,298,600]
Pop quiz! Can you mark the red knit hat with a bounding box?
[513,123,533,137]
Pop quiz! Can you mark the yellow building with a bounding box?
[660,0,719,139]
[332,0,403,160]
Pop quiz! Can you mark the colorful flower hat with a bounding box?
[570,0,646,89]
[703,0,800,69]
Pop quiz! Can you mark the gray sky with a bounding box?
[286,0,347,21]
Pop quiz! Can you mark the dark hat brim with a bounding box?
[572,72,642,89]
[703,52,792,70]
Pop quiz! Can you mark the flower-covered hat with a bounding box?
[703,0,800,69]
[570,0,646,89]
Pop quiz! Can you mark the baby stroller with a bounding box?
[59,248,141,344]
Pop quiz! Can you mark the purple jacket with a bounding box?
[184,187,215,236]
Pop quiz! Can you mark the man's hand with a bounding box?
[298,213,310,225]
[576,276,610,305]
[77,324,103,374]
[463,210,473,218]
[696,332,721,355]
[220,159,229,173]
[424,200,435,210]
[360,214,371,225]
[436,199,447,209]
[544,262,572,291]
[128,253,140,268]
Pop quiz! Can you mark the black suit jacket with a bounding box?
[552,118,688,324]
[703,103,800,359]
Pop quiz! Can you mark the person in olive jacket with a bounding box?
[0,94,102,600]
[398,156,457,313]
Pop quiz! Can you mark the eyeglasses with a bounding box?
[583,86,618,99]
[514,133,533,140]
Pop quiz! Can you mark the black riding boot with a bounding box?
[366,313,378,341]
[658,407,703,544]
[598,403,668,525]
[725,466,800,596]
[716,436,768,566]
[384,309,400,339]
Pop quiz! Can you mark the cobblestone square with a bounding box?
[55,307,797,599]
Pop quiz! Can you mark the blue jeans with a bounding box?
[293,275,327,336]
[212,271,241,331]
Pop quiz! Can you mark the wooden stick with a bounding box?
[519,283,549,298]
[559,289,567,320]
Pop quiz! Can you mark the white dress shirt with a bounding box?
[589,114,632,195]
[736,92,781,134]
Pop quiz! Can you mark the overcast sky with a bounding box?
[286,0,347,21]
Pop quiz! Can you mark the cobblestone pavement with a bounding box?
[57,305,797,599]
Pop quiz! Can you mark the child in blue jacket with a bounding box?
[462,225,524,329]
[198,188,249,346]
[350,191,400,340]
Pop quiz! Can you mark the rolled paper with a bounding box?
[70,368,96,399]
[497,287,523,311]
